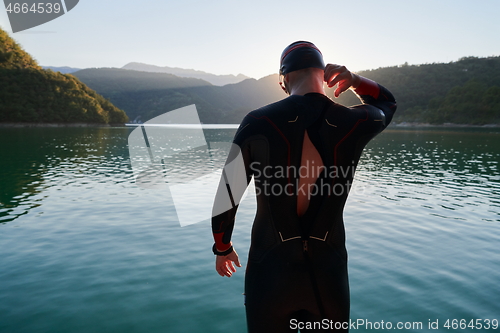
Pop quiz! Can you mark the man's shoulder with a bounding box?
[233,98,299,139]
[247,94,347,119]
[247,96,299,118]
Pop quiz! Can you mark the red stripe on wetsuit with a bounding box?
[354,77,380,99]
[214,232,232,252]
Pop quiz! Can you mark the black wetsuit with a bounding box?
[212,78,396,332]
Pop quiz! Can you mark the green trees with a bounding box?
[0,27,128,124]
[353,56,500,124]
[76,56,500,125]
[426,80,500,124]
[0,27,40,70]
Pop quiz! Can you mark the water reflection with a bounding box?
[1,127,498,225]
[0,127,243,225]
[0,127,131,223]
[360,128,500,222]
[0,126,498,332]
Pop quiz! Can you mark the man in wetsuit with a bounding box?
[211,41,397,332]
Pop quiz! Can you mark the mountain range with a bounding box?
[3,23,499,126]
[0,27,128,124]
[42,66,82,74]
[73,67,281,124]
[121,62,250,86]
[72,56,500,125]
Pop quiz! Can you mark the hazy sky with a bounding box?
[1,0,499,79]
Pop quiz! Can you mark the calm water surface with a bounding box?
[0,126,499,332]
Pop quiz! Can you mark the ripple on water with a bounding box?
[1,127,499,332]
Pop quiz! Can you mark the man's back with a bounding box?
[221,88,395,261]
[211,41,396,333]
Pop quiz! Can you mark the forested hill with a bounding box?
[0,28,128,124]
[75,56,500,125]
[74,68,212,94]
[73,68,283,123]
[350,56,500,124]
[3,21,497,126]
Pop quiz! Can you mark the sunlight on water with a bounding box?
[0,127,499,333]
[344,128,500,328]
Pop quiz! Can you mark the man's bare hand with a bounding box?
[215,249,241,277]
[324,64,361,97]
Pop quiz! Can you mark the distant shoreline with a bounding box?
[0,122,498,129]
[0,122,126,128]
[392,122,500,128]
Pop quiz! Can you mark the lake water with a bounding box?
[0,126,499,332]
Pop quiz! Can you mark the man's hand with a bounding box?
[215,249,241,277]
[324,64,361,97]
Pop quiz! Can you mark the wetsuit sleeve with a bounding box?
[351,77,397,130]
[211,115,254,253]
